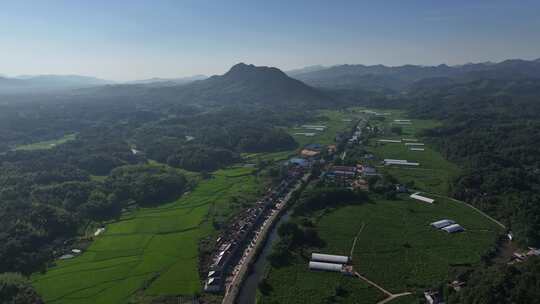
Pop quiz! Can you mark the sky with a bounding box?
[1,0,539,81]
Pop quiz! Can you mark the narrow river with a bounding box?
[236,209,293,304]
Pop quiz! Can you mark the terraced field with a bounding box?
[32,167,260,304]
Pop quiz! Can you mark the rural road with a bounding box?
[221,174,309,304]
[428,193,506,229]
[354,272,412,303]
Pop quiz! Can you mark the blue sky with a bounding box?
[1,0,539,81]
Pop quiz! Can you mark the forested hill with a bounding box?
[80,63,333,108]
[172,63,332,107]
[291,58,540,93]
[402,78,540,247]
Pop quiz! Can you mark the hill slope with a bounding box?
[169,63,331,107]
[86,63,333,108]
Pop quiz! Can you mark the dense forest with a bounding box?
[0,66,316,283]
[404,79,540,247]
[450,257,540,304]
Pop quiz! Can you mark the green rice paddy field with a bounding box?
[32,167,260,304]
[260,110,503,303]
[15,133,77,151]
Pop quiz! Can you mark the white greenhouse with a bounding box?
[430,219,456,229]
[309,261,344,273]
[311,253,350,264]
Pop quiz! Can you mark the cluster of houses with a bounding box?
[300,143,324,158]
[509,247,540,264]
[424,289,444,304]
[308,253,354,275]
[323,164,377,191]
[348,119,365,145]
[204,156,311,293]
[430,219,465,234]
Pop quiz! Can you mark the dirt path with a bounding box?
[354,272,412,303]
[430,193,506,230]
[354,272,392,297]
[377,292,413,304]
[349,222,365,258]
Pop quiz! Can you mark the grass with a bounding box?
[15,133,77,151]
[32,166,262,304]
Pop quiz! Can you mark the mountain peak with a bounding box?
[224,63,287,79]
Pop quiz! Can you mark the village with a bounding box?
[199,110,540,304]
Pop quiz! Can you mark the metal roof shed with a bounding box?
[384,159,408,163]
[309,261,344,272]
[410,193,435,204]
[311,253,350,264]
[442,224,465,233]
[430,219,456,229]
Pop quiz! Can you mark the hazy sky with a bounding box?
[1,0,539,81]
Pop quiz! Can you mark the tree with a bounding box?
[390,126,402,135]
[0,273,43,304]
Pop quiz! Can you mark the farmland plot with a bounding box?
[32,167,260,304]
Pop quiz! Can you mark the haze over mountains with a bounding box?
[3,58,540,104]
[73,63,332,108]
[0,75,112,94]
[288,58,540,92]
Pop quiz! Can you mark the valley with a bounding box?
[257,111,503,304]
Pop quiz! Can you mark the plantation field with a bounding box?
[32,167,261,304]
[289,109,356,147]
[261,109,501,303]
[15,133,77,151]
[260,260,385,304]
[319,196,501,292]
[366,111,459,195]
[262,196,502,303]
[243,108,357,165]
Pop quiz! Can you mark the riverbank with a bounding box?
[222,173,310,304]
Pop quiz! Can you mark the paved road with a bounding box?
[222,174,309,304]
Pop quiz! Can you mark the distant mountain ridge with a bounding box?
[0,74,112,94]
[126,75,207,86]
[289,58,540,92]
